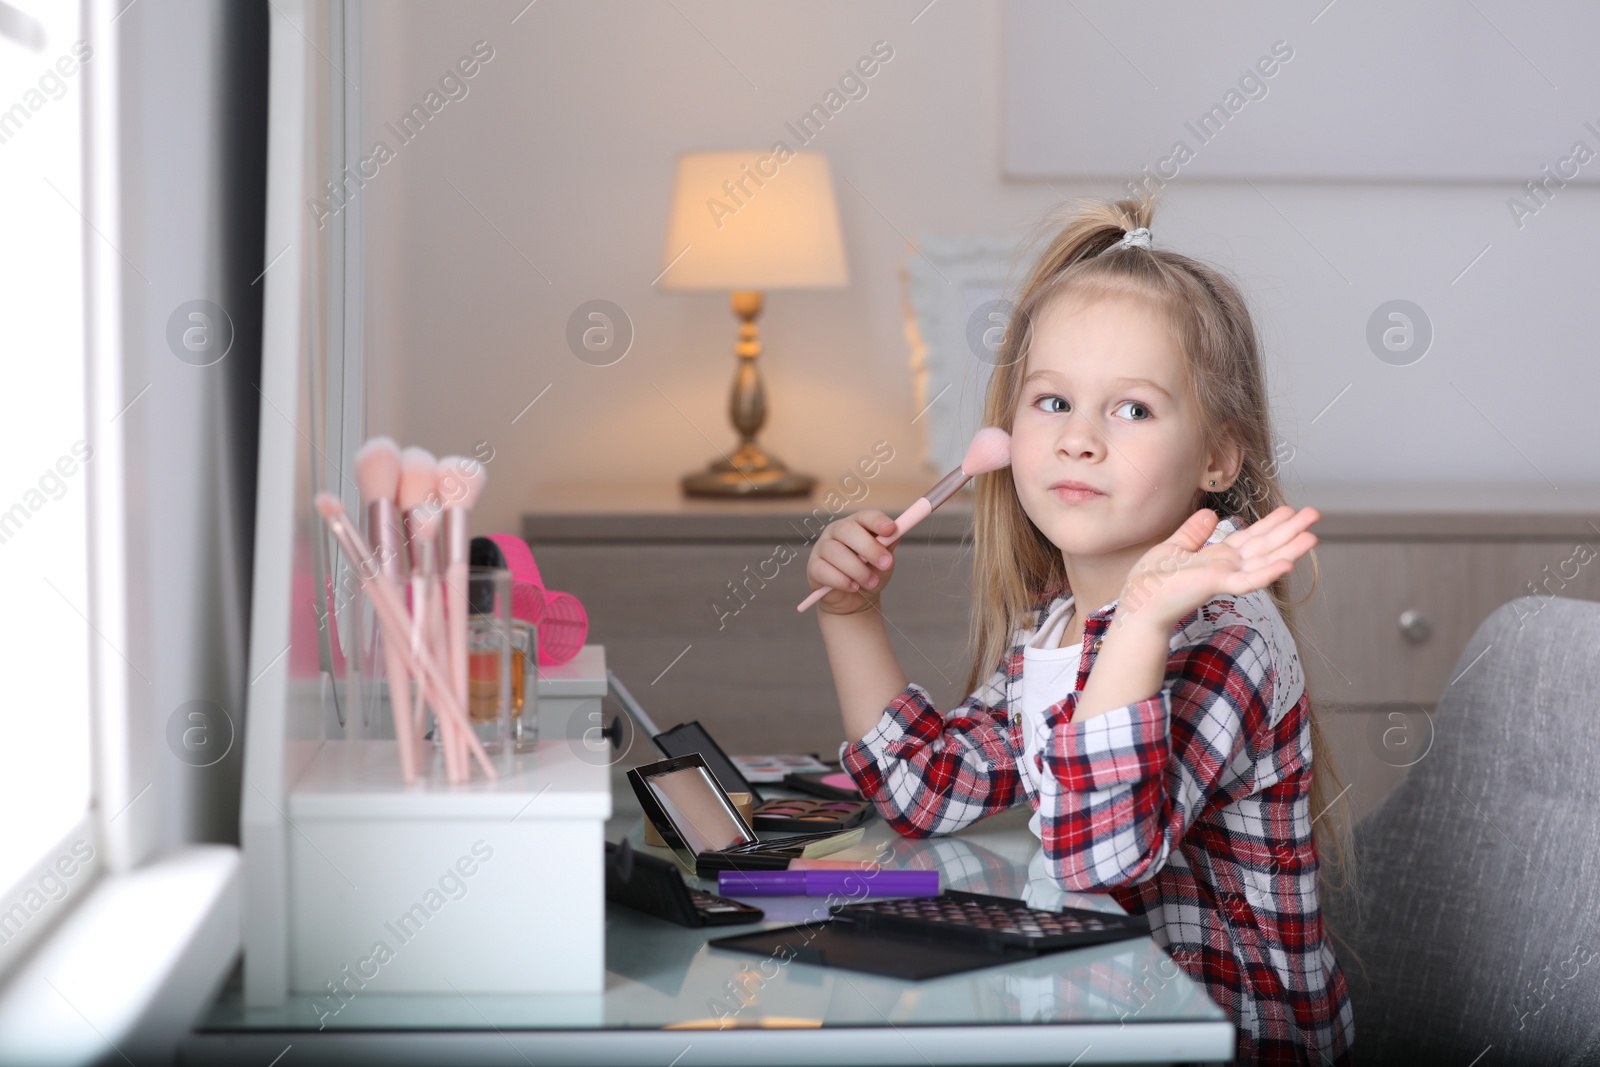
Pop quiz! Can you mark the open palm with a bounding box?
[1116,505,1321,631]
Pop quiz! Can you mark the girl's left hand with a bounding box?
[1113,505,1321,633]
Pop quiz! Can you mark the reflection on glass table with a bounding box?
[194,758,1230,1064]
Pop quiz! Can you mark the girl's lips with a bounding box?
[1051,485,1105,504]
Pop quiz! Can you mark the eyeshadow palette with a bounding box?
[752,796,872,833]
[710,889,1153,980]
[780,770,865,801]
[829,889,1150,953]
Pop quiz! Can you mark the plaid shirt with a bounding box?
[839,518,1355,1065]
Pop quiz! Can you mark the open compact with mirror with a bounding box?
[626,753,864,878]
[651,721,873,833]
[607,671,875,834]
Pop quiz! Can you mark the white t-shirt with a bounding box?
[1019,596,1080,840]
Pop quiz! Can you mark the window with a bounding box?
[0,0,94,898]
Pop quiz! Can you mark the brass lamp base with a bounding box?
[682,289,817,499]
[682,447,817,498]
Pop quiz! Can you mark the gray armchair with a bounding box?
[1326,595,1600,1064]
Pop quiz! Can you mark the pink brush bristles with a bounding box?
[398,447,437,513]
[354,437,401,511]
[960,426,1012,477]
[436,455,486,512]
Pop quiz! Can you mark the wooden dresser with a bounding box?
[524,482,1600,822]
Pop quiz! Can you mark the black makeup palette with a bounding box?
[709,889,1153,981]
[830,890,1151,953]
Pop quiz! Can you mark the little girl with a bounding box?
[806,197,1355,1065]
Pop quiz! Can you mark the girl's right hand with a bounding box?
[806,509,899,616]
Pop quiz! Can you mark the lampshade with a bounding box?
[658,151,848,291]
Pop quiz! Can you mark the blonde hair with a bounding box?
[966,193,1359,949]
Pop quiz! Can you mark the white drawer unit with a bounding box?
[283,646,610,1000]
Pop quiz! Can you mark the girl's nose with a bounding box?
[1055,409,1104,459]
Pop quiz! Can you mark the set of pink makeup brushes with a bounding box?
[313,437,493,785]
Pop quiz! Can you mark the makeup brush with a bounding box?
[878,426,1012,545]
[796,427,1013,613]
[314,493,498,782]
[410,500,462,781]
[429,577,456,776]
[399,449,455,778]
[436,456,486,760]
[353,436,417,784]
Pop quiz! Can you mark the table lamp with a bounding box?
[658,151,849,497]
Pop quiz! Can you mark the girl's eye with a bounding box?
[1035,395,1069,414]
[1114,400,1152,421]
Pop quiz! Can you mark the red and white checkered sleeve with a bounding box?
[837,650,1023,839]
[1034,623,1275,890]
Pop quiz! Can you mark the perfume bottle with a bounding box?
[468,616,538,752]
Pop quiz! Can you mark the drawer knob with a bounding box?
[1398,609,1431,644]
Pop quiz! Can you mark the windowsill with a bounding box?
[0,845,240,1065]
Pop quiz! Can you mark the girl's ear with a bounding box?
[1202,436,1245,492]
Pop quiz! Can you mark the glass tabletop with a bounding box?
[198,759,1227,1036]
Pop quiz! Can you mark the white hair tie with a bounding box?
[1099,227,1152,255]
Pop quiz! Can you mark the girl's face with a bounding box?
[1010,292,1230,560]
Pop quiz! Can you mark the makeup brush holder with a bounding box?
[283,645,610,997]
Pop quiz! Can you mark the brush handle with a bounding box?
[367,498,404,584]
[367,500,416,782]
[389,573,494,781]
[381,629,417,786]
[875,496,931,548]
[445,563,469,774]
[396,579,491,781]
[403,588,489,780]
[442,509,471,774]
[410,570,457,782]
[877,466,970,547]
[795,584,830,613]
[794,495,926,613]
[409,510,465,782]
[795,485,940,613]
[418,574,465,783]
[429,573,462,781]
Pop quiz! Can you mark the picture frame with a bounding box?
[902,234,1032,476]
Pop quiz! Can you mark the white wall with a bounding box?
[359,0,1599,540]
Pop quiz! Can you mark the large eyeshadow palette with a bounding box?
[829,890,1150,953]
[751,796,872,833]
